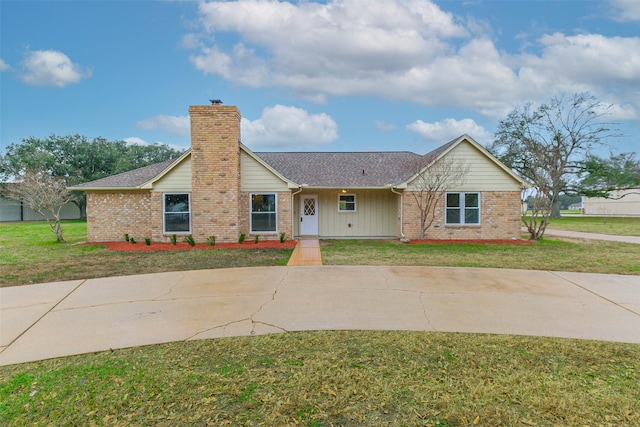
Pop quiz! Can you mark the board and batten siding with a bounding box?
[152,157,192,192]
[408,140,523,192]
[240,151,289,191]
[294,189,399,238]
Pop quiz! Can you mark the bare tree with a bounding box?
[4,169,75,242]
[490,92,615,222]
[410,157,469,239]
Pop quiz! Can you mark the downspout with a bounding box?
[390,186,407,242]
[291,185,304,238]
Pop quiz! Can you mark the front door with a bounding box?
[300,195,319,236]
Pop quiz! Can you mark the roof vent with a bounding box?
[209,99,223,105]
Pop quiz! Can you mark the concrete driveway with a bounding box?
[1,266,639,366]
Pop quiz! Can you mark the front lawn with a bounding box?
[321,239,640,275]
[1,331,638,426]
[0,221,294,287]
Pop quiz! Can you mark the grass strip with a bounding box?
[1,331,638,426]
[321,239,640,275]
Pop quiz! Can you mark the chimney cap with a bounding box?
[209,99,223,105]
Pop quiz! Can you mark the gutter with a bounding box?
[389,185,407,241]
[291,185,305,238]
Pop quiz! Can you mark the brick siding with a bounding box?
[86,191,151,242]
[239,191,293,241]
[189,104,241,243]
[402,191,522,240]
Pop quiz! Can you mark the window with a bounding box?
[164,193,190,233]
[338,194,356,212]
[251,193,277,233]
[445,192,480,225]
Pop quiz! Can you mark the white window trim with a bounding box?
[163,192,192,234]
[250,192,278,234]
[445,192,481,225]
[338,193,357,212]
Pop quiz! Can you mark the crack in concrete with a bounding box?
[252,321,288,333]
[186,318,251,341]
[419,292,437,331]
[50,292,275,312]
[249,269,289,335]
[550,271,640,317]
[0,279,87,356]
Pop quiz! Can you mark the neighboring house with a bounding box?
[568,202,582,211]
[583,190,640,216]
[69,103,527,243]
[0,193,81,222]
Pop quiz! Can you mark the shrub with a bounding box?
[144,238,151,246]
[170,234,177,245]
[254,235,259,244]
[279,232,286,243]
[130,237,136,244]
[124,233,130,242]
[183,235,196,247]
[239,233,246,244]
[207,236,216,246]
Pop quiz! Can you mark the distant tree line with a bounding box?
[1,134,183,241]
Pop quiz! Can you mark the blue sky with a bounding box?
[1,0,639,156]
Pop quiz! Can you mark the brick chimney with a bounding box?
[189,102,241,243]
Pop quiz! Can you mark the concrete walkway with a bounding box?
[287,239,322,266]
[1,266,639,366]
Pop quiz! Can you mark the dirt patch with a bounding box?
[409,239,534,245]
[91,240,298,252]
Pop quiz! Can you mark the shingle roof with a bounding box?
[69,136,469,190]
[70,159,177,189]
[254,151,424,187]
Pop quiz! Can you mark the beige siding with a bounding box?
[294,189,399,238]
[153,157,192,192]
[241,151,289,191]
[583,190,640,216]
[408,141,522,192]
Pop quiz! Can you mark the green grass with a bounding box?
[547,215,640,236]
[321,238,640,275]
[0,221,294,287]
[1,331,638,426]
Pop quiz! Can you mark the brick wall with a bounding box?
[86,191,151,242]
[189,104,241,243]
[402,191,521,240]
[238,191,293,241]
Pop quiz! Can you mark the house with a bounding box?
[583,190,640,216]
[69,103,527,243]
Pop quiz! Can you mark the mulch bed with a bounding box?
[409,239,534,245]
[92,240,298,252]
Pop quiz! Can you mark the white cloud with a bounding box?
[608,0,640,21]
[187,0,640,120]
[241,105,338,150]
[375,121,396,131]
[0,59,9,72]
[406,118,491,145]
[136,115,190,135]
[19,49,90,87]
[124,137,150,146]
[124,137,185,151]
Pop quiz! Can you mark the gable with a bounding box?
[240,151,290,191]
[407,139,524,192]
[152,156,192,192]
